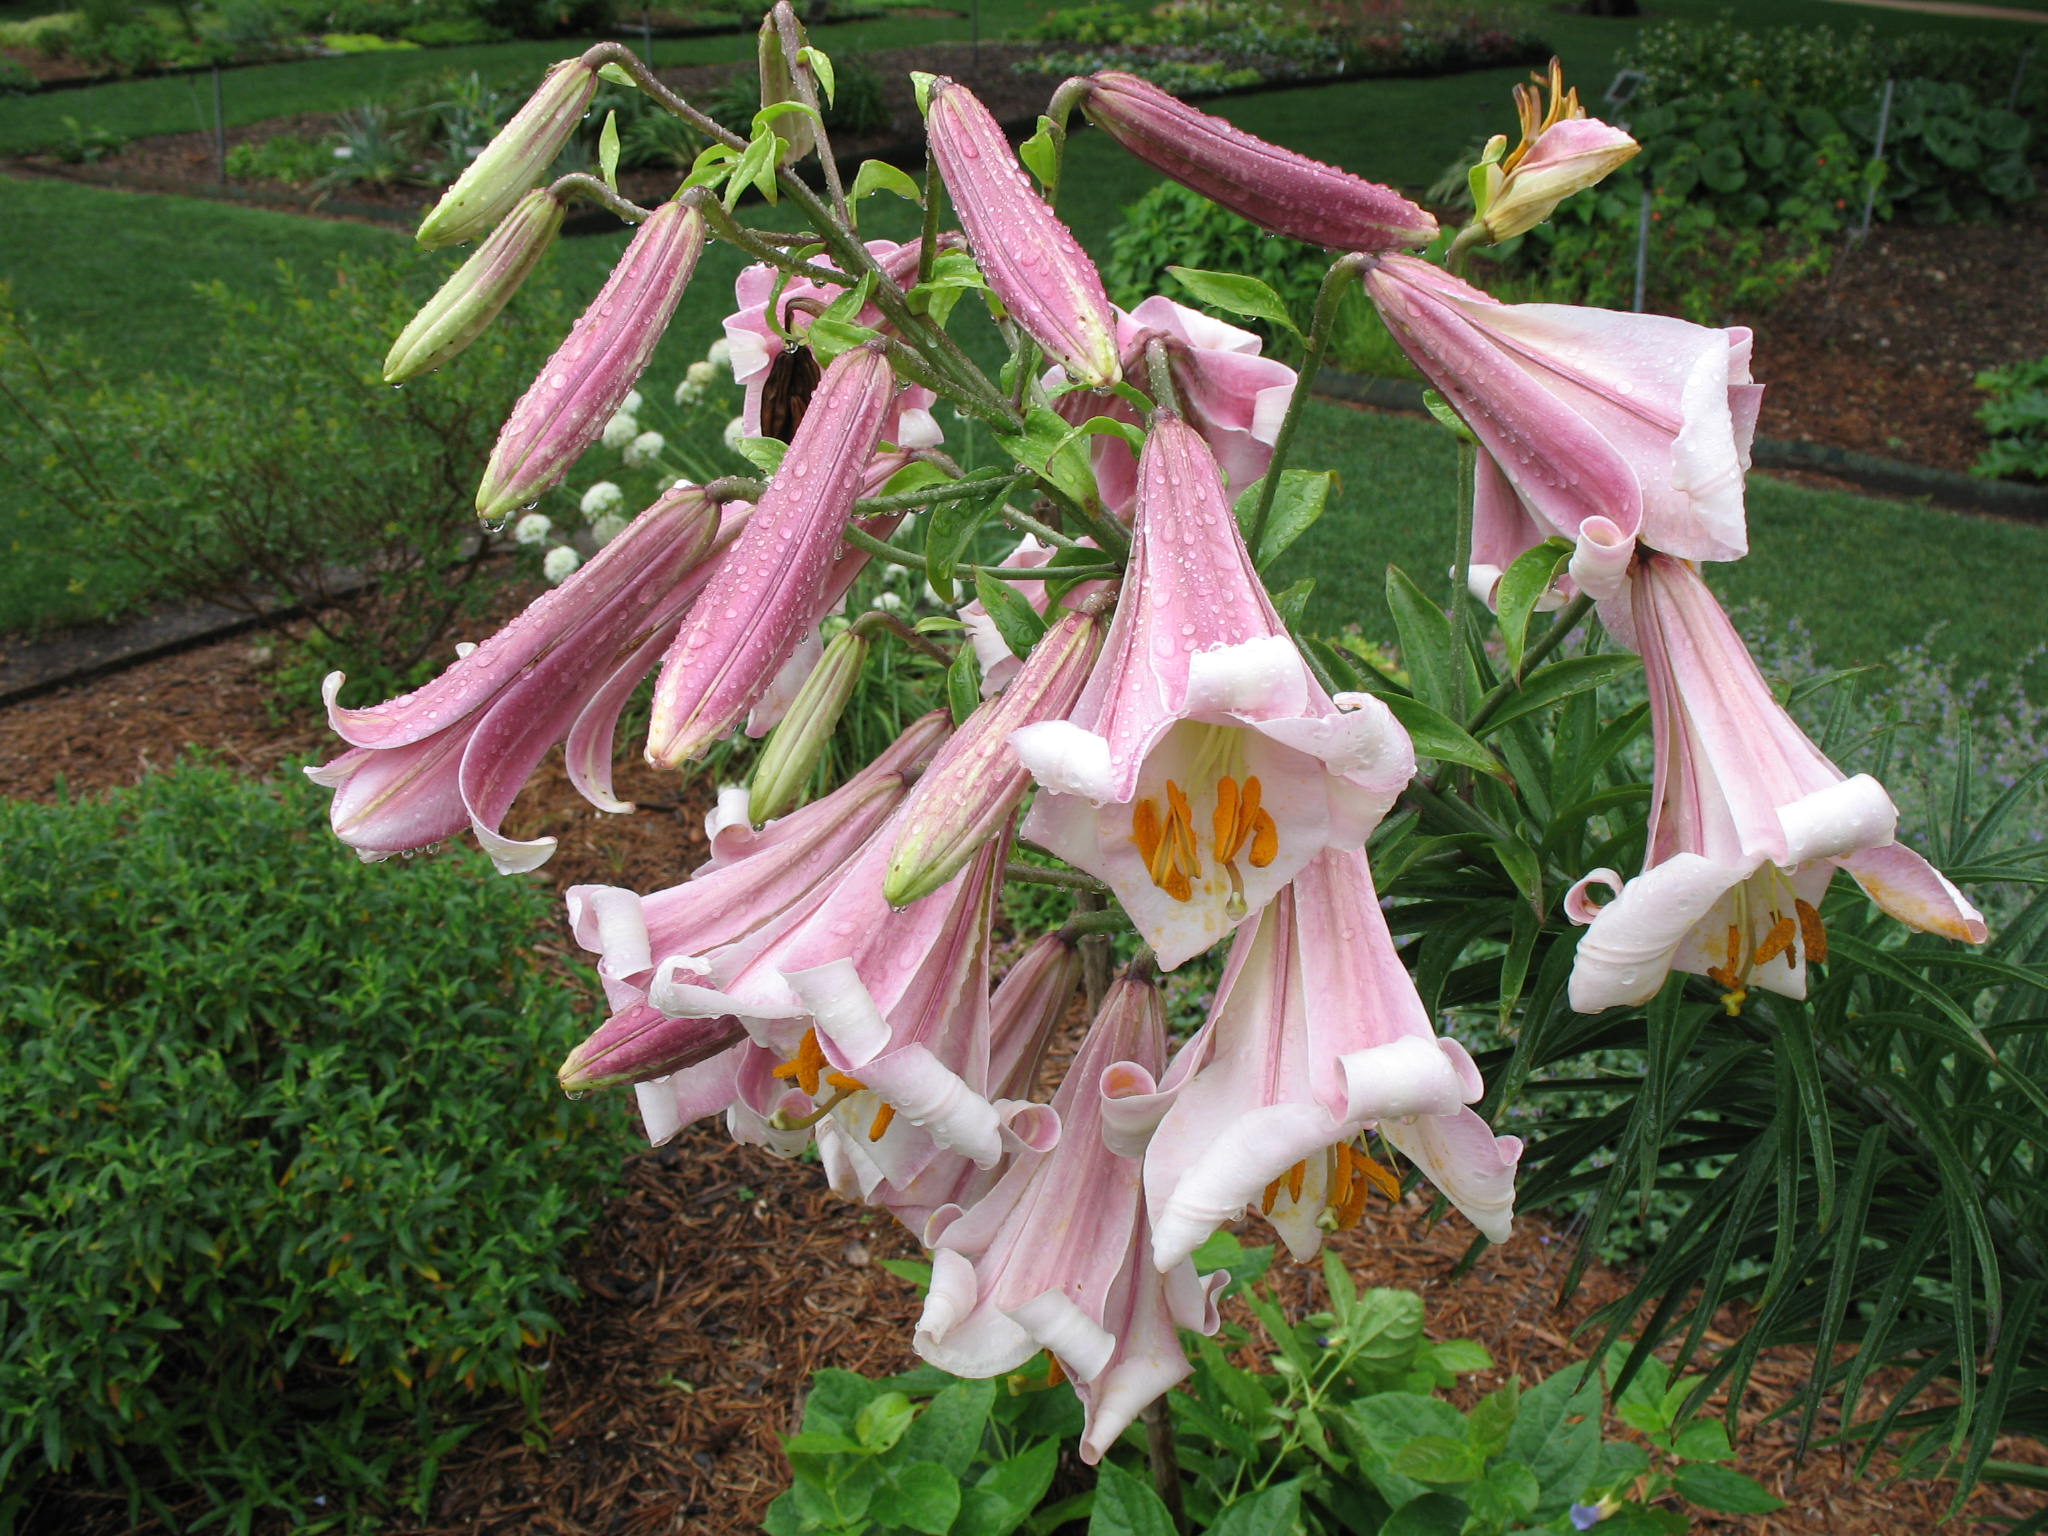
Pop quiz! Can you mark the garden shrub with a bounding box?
[0,761,622,1531]
[1974,355,2048,483]
[224,130,334,183]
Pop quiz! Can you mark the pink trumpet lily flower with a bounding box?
[1146,846,1522,1269]
[1361,252,1762,566]
[916,973,1226,1462]
[558,715,947,1094]
[1567,554,1986,1013]
[307,485,732,872]
[646,343,898,766]
[1013,414,1415,968]
[1050,296,1296,516]
[725,242,940,446]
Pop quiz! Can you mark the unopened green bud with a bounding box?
[386,188,565,383]
[749,628,870,823]
[416,58,597,251]
[757,1,819,167]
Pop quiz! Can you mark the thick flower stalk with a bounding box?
[885,607,1103,905]
[1076,70,1437,252]
[1361,252,1763,566]
[385,187,566,384]
[559,716,947,1096]
[1050,296,1295,514]
[1567,554,1986,1013]
[1146,846,1523,1268]
[305,484,730,873]
[724,242,940,445]
[925,75,1121,388]
[415,56,597,250]
[646,343,897,766]
[1013,414,1415,968]
[477,199,708,521]
[916,972,1226,1462]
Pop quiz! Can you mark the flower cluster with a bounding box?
[306,23,1987,1450]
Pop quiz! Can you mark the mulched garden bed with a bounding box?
[4,628,2047,1535]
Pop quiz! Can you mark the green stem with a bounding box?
[1000,506,1083,550]
[1451,438,1477,721]
[918,153,944,285]
[580,42,742,150]
[850,607,954,665]
[1467,595,1594,734]
[1247,253,1367,562]
[1005,861,1108,892]
[546,171,650,222]
[854,471,1029,518]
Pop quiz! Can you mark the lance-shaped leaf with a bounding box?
[477,200,707,521]
[386,187,566,383]
[885,608,1102,904]
[1077,70,1437,252]
[645,343,897,766]
[924,75,1120,388]
[416,57,598,251]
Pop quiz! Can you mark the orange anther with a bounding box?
[1724,925,1743,971]
[826,1071,866,1094]
[1796,900,1828,965]
[867,1102,896,1141]
[1132,797,1163,868]
[1285,1159,1306,1203]
[1752,915,1797,969]
[1248,809,1279,868]
[770,1028,829,1098]
[1213,774,1241,860]
[1261,1174,1283,1214]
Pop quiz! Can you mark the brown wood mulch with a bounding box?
[6,628,2047,1535]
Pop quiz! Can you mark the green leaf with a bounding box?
[734,436,788,476]
[1232,470,1331,570]
[1478,654,1640,735]
[946,646,980,726]
[851,158,923,208]
[922,470,1012,597]
[1165,266,1302,339]
[1467,1461,1540,1528]
[994,407,1096,507]
[1671,1464,1786,1514]
[958,1439,1058,1536]
[889,1460,963,1534]
[1087,1460,1176,1536]
[1372,693,1505,779]
[1672,1418,1733,1463]
[972,569,1049,659]
[1493,538,1572,676]
[1420,389,1474,443]
[797,44,835,105]
[1272,578,1314,628]
[876,1257,931,1290]
[597,109,621,192]
[898,1376,995,1476]
[1385,565,1459,711]
[1505,1367,1603,1512]
[854,1391,915,1453]
[728,124,783,209]
[1466,1382,1520,1458]
[907,248,988,325]
[1209,1480,1302,1536]
[1019,115,1060,189]
[1379,1491,1468,1536]
[1489,834,1543,914]
[1390,1434,1483,1484]
[596,60,635,85]
[785,1429,866,1456]
[805,316,881,365]
[1417,1338,1490,1377]
[680,139,739,191]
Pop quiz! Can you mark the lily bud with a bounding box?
[416,58,598,251]
[559,1010,747,1092]
[758,1,820,166]
[477,200,707,522]
[385,188,565,383]
[749,627,870,823]
[923,76,1120,388]
[1077,71,1437,252]
[646,343,897,766]
[884,607,1101,906]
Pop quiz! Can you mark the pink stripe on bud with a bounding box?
[924,76,1120,388]
[416,58,597,251]
[646,343,897,766]
[477,199,706,522]
[1079,71,1437,252]
[386,187,566,383]
[884,607,1103,905]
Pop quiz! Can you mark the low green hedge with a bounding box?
[0,762,621,1532]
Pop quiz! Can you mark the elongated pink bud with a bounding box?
[1078,71,1437,252]
[924,76,1120,388]
[477,200,706,521]
[645,343,897,766]
[416,58,597,251]
[884,607,1102,905]
[386,187,566,383]
[559,1009,747,1092]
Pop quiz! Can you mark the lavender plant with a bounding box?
[294,11,2048,1524]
